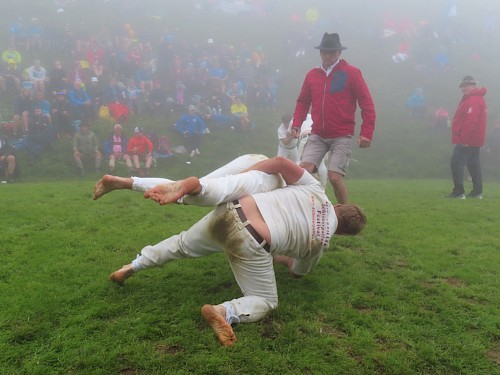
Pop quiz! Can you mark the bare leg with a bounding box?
[109,263,135,285]
[93,175,133,200]
[201,304,237,347]
[144,176,201,206]
[328,171,348,204]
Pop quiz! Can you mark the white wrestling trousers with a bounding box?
[131,154,285,206]
[133,203,278,323]
[130,154,283,323]
[277,145,299,164]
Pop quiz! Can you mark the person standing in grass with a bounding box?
[447,76,487,199]
[290,32,376,204]
[94,156,366,347]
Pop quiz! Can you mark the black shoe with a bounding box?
[466,192,483,199]
[446,192,465,199]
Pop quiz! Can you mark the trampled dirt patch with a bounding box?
[486,346,500,365]
[445,277,466,288]
[157,343,183,355]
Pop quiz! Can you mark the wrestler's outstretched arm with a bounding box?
[144,157,304,207]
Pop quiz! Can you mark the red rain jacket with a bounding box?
[451,87,487,147]
[292,59,376,140]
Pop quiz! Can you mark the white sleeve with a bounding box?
[290,251,323,276]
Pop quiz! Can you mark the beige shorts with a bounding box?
[300,134,352,175]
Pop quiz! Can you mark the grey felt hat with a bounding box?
[314,33,347,51]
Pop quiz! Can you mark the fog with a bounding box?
[1,0,499,179]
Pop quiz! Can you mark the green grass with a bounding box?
[1,3,500,372]
[0,179,499,374]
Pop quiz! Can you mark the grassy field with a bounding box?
[0,178,499,374]
[1,2,499,374]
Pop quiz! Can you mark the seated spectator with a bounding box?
[27,17,43,52]
[20,70,34,91]
[0,135,17,183]
[68,79,92,121]
[34,90,51,123]
[145,79,170,117]
[26,105,56,157]
[230,96,251,132]
[126,127,153,176]
[195,96,230,131]
[29,105,50,134]
[51,90,73,138]
[87,76,105,118]
[406,87,426,118]
[47,59,68,95]
[207,86,226,115]
[67,60,89,87]
[104,77,130,123]
[225,81,244,106]
[13,87,34,135]
[175,105,206,158]
[135,61,153,95]
[1,46,22,94]
[175,80,186,106]
[254,75,277,111]
[126,79,142,116]
[2,46,22,69]
[73,122,102,176]
[86,38,105,78]
[208,57,228,93]
[103,124,132,173]
[0,61,21,94]
[26,59,48,94]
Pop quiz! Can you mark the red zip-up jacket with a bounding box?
[127,134,153,154]
[292,59,376,140]
[451,87,487,147]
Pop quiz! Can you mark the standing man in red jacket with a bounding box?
[291,33,376,204]
[448,76,487,199]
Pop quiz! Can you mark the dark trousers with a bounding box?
[450,144,482,195]
[184,134,202,153]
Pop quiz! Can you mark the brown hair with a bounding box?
[335,204,367,235]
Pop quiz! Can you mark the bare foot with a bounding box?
[145,177,200,205]
[93,175,132,200]
[109,264,135,285]
[201,304,237,347]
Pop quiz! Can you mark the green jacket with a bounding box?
[73,131,99,154]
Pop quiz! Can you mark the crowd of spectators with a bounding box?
[0,12,281,180]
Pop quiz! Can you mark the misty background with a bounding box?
[1,0,499,180]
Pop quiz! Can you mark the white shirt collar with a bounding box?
[319,59,340,76]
